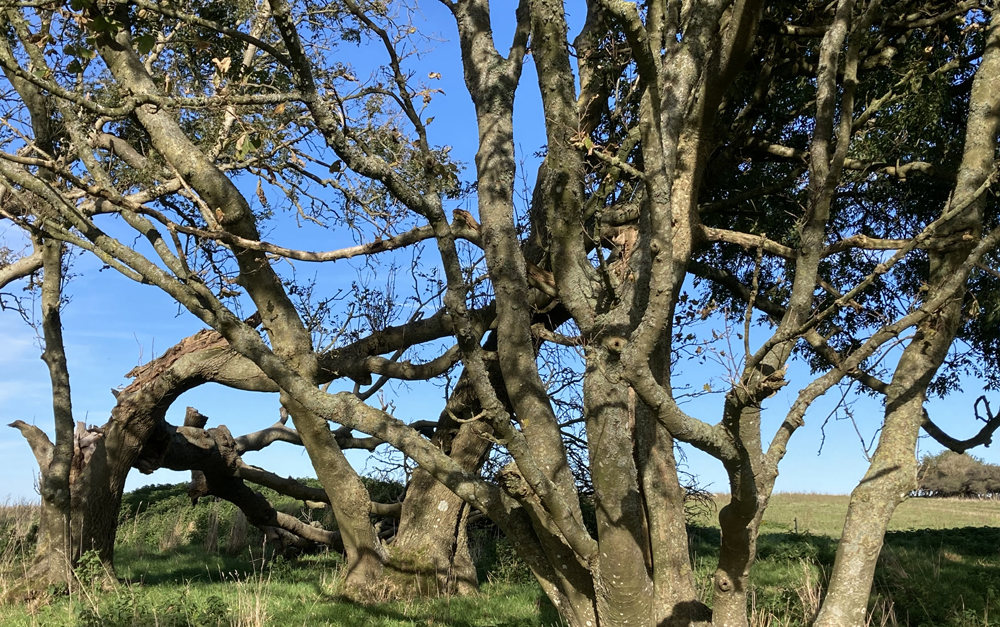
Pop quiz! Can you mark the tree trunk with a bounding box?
[711,499,755,627]
[27,240,76,587]
[391,410,491,595]
[811,372,928,627]
[636,403,710,627]
[586,354,654,627]
[711,410,762,627]
[77,422,141,569]
[283,395,386,592]
[75,326,276,573]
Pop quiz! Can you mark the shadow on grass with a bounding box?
[115,546,256,586]
[112,525,1000,627]
[298,587,563,627]
[691,524,1000,626]
[874,526,1000,626]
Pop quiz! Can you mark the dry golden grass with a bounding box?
[698,493,1000,537]
[0,499,39,602]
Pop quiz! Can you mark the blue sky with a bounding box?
[2,2,996,503]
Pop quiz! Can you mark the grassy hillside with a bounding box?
[701,493,1000,537]
[3,489,1000,626]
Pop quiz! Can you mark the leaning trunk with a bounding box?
[811,345,938,627]
[79,324,278,572]
[77,409,153,568]
[283,395,385,592]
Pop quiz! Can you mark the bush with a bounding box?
[917,452,1000,498]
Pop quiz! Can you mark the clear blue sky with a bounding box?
[2,3,995,503]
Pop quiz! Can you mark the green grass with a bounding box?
[6,547,554,627]
[4,490,1000,626]
[698,493,1000,538]
[689,494,1000,626]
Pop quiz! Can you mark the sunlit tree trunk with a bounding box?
[27,240,76,586]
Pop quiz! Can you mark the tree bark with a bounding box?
[390,377,492,595]
[390,423,490,595]
[95,10,386,592]
[27,240,76,587]
[72,326,275,572]
[283,394,386,592]
[635,401,709,627]
[586,354,654,627]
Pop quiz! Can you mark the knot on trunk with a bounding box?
[209,425,241,471]
[499,462,531,499]
[188,470,209,504]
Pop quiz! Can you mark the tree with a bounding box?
[917,449,1000,498]
[1,0,1000,625]
[12,237,77,586]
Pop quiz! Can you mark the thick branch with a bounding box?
[8,420,54,468]
[0,246,42,289]
[922,408,1000,454]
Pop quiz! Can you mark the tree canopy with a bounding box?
[1,0,1000,626]
[918,450,1000,498]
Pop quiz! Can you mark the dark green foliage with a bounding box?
[6,490,1000,626]
[755,533,837,565]
[118,484,262,555]
[677,0,1000,395]
[360,476,406,506]
[917,451,1000,498]
[115,478,408,561]
[0,517,36,562]
[74,550,105,587]
[686,524,1000,626]
[0,503,38,575]
[470,530,533,586]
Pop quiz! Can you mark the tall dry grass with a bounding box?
[0,499,39,602]
[227,551,274,627]
[203,505,219,554]
[225,510,247,555]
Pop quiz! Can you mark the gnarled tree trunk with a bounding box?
[390,377,493,595]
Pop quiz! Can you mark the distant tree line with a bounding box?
[916,452,1000,498]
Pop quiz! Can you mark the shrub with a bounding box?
[917,452,1000,498]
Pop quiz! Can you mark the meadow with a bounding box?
[2,489,999,626]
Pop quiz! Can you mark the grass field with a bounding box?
[701,493,1000,537]
[3,490,1000,626]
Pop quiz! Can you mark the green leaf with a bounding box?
[66,60,83,74]
[89,16,121,35]
[136,34,156,55]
